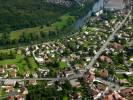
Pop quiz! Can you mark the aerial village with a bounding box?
[0,0,132,100]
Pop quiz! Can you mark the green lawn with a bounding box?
[52,14,76,30]
[0,88,5,97]
[59,61,68,69]
[63,96,68,100]
[27,57,38,71]
[10,25,55,40]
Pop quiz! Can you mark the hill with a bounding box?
[0,0,75,32]
[0,0,97,48]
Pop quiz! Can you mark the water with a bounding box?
[75,0,104,30]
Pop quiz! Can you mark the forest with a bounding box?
[0,0,97,48]
[0,0,74,32]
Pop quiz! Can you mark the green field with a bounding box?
[59,61,68,69]
[0,88,5,97]
[52,15,76,30]
[9,25,55,40]
[27,57,38,70]
[7,14,75,40]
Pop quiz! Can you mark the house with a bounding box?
[10,64,17,68]
[3,73,8,78]
[104,0,125,10]
[103,93,124,100]
[47,81,54,86]
[32,73,38,78]
[9,69,17,78]
[95,10,103,16]
[70,79,81,88]
[0,68,5,74]
[34,57,44,64]
[70,92,82,100]
[65,71,74,77]
[112,43,123,50]
[16,95,25,100]
[4,80,16,86]
[85,57,91,62]
[26,51,31,56]
[1,86,14,93]
[25,72,30,78]
[84,31,89,35]
[100,55,113,64]
[91,89,99,97]
[99,69,109,78]
[57,86,62,91]
[100,55,106,61]
[28,80,37,85]
[19,87,28,95]
[103,90,124,100]
[17,81,25,86]
[86,69,95,83]
[119,87,133,97]
[7,96,14,100]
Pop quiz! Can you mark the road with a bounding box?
[116,71,133,75]
[0,74,83,81]
[0,10,131,99]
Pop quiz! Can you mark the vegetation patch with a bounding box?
[0,50,38,75]
[59,61,68,69]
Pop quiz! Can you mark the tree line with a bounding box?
[0,50,16,60]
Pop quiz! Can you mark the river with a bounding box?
[75,0,104,30]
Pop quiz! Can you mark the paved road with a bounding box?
[116,71,133,75]
[0,73,83,82]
